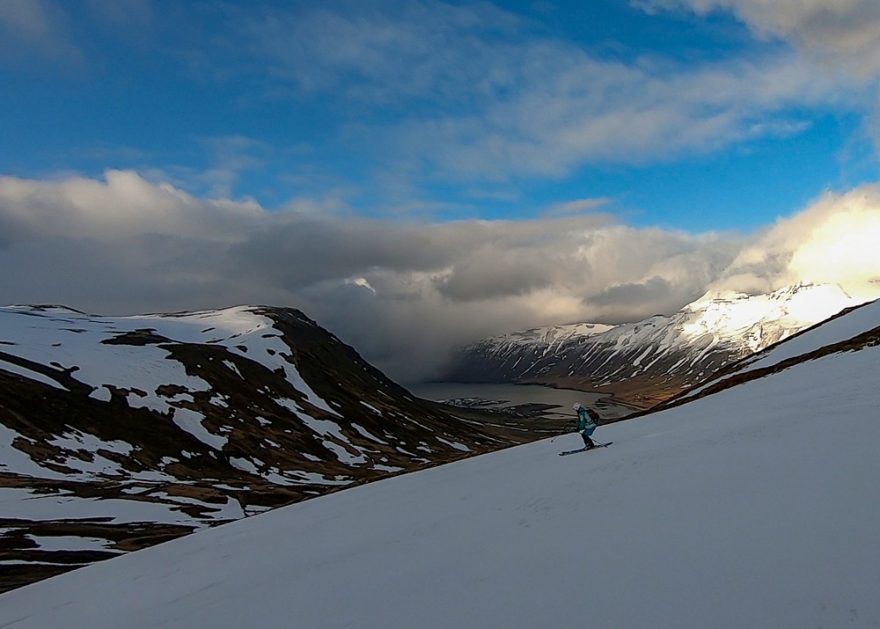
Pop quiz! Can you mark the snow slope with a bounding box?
[0,305,336,420]
[720,297,880,373]
[2,302,879,627]
[680,298,880,400]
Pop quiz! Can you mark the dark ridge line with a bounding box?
[648,326,880,414]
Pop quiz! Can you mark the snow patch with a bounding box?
[229,458,261,475]
[222,360,243,378]
[27,535,115,553]
[436,437,471,452]
[359,401,383,415]
[171,408,227,451]
[0,360,68,391]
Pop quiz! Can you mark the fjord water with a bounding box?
[407,382,629,419]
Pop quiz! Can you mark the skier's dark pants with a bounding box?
[581,431,595,448]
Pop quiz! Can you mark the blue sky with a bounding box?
[3,0,879,232]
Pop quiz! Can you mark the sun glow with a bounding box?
[788,208,880,301]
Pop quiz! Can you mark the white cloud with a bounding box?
[243,1,521,102]
[0,170,261,240]
[642,0,880,80]
[637,0,880,154]
[238,1,855,183]
[713,185,880,301]
[388,52,842,180]
[0,0,157,69]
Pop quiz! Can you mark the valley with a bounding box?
[1,291,876,594]
[3,296,879,628]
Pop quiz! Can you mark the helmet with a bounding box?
[572,402,584,411]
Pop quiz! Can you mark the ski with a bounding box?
[558,441,613,456]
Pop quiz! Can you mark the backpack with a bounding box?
[586,408,600,423]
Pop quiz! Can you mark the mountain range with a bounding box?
[2,294,878,628]
[0,305,534,591]
[443,282,861,407]
[1,281,872,593]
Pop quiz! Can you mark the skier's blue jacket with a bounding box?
[577,407,597,436]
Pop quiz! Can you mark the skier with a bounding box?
[572,402,599,449]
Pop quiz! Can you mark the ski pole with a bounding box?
[549,412,580,443]
[550,426,574,443]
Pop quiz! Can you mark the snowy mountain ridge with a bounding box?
[445,282,860,406]
[673,296,880,404]
[480,321,613,350]
[2,285,879,628]
[679,281,856,353]
[468,321,614,363]
[0,304,530,591]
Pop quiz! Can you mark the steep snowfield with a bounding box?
[720,297,880,374]
[679,281,857,353]
[681,298,880,400]
[2,308,879,627]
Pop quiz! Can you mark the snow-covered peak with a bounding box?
[679,282,856,353]
[687,281,850,308]
[0,304,314,417]
[679,297,880,402]
[477,321,614,349]
[485,282,859,360]
[1,304,279,345]
[446,282,866,405]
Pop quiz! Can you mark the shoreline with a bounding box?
[407,381,643,422]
